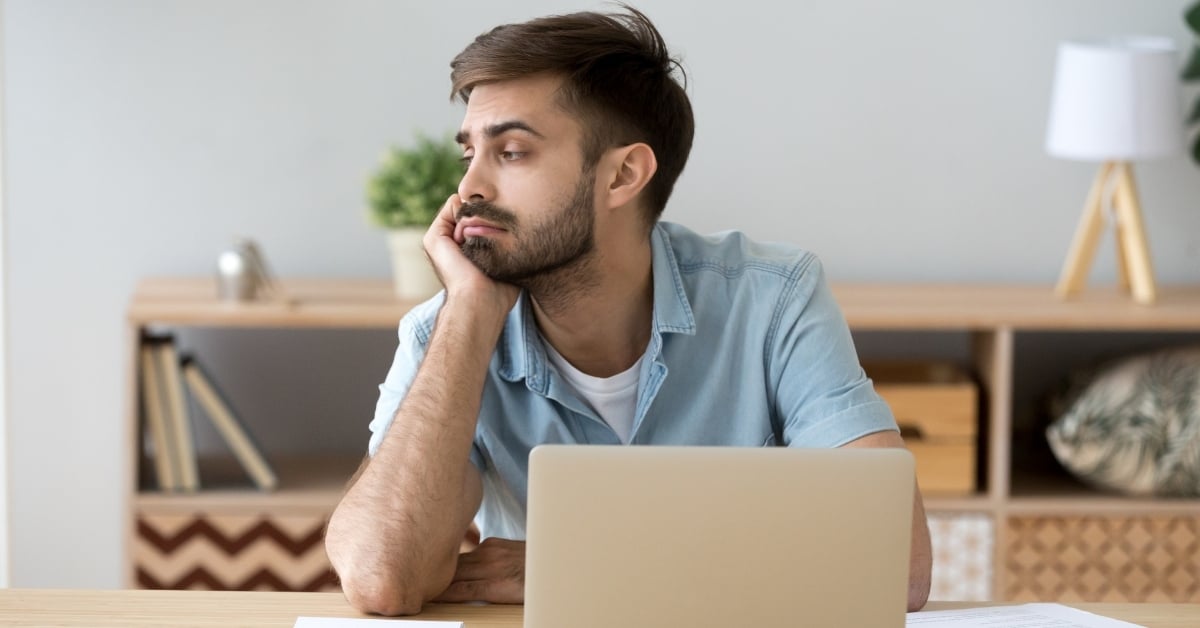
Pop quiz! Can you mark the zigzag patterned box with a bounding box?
[134,511,339,592]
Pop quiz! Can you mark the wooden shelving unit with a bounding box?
[124,278,1200,600]
[835,284,1200,602]
[125,278,418,592]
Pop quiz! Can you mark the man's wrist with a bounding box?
[439,289,513,341]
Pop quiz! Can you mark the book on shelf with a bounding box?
[139,335,179,491]
[181,354,279,491]
[156,335,200,492]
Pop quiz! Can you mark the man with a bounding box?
[325,6,932,616]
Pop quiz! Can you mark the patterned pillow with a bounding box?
[1045,346,1200,497]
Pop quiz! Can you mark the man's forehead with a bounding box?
[459,76,571,139]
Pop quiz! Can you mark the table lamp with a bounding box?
[1046,37,1184,305]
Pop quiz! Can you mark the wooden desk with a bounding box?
[1,590,1197,627]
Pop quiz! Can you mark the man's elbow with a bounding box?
[325,525,427,615]
[337,570,426,616]
[906,566,931,611]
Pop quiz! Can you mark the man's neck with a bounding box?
[528,237,654,378]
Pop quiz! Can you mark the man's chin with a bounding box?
[461,244,514,282]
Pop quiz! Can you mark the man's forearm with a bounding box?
[326,295,505,614]
[839,430,932,611]
[907,487,932,611]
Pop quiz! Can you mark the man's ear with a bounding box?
[599,143,657,211]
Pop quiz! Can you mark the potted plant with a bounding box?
[367,133,462,299]
[1185,2,1200,163]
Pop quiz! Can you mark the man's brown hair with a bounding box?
[450,5,694,225]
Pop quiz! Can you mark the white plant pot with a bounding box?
[386,228,442,300]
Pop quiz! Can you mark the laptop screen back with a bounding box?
[524,445,914,628]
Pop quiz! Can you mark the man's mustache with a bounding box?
[458,201,518,230]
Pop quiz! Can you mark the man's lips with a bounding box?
[458,217,507,238]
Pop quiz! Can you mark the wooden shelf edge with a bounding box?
[1005,470,1200,514]
[135,454,360,513]
[923,495,996,513]
[128,277,421,328]
[834,284,1200,331]
[1005,496,1200,516]
[135,490,341,514]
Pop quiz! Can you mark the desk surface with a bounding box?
[1,590,1198,627]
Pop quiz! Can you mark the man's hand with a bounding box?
[424,194,519,316]
[433,538,526,604]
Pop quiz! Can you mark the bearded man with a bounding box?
[325,6,932,616]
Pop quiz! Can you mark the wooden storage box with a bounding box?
[928,512,994,601]
[1005,514,1200,602]
[133,509,339,592]
[864,361,978,495]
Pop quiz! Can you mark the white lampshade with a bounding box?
[1045,37,1184,162]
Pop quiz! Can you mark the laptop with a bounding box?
[524,445,914,628]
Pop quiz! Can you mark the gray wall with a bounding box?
[4,0,1198,587]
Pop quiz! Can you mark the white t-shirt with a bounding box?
[542,339,645,444]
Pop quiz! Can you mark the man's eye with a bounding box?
[500,151,525,161]
[460,155,473,166]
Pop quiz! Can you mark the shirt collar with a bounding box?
[648,222,696,335]
[497,222,696,386]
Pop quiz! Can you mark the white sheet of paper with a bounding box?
[906,603,1144,627]
[294,618,463,628]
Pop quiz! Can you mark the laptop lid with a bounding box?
[524,445,914,628]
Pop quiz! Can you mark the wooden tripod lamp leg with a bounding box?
[1114,219,1131,292]
[1111,167,1129,292]
[1055,162,1114,299]
[1112,162,1157,305]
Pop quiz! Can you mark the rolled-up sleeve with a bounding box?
[368,310,430,457]
[367,298,488,472]
[766,256,898,448]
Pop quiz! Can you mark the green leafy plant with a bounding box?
[1185,2,1200,163]
[367,133,463,229]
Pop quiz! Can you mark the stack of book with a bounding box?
[139,333,278,492]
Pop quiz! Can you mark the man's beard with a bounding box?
[458,175,596,286]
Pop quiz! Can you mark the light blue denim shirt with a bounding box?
[368,221,897,540]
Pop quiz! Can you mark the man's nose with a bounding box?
[458,159,496,204]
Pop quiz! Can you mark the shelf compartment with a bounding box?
[866,360,980,496]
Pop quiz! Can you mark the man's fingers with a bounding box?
[435,538,526,604]
[448,539,518,581]
[434,577,523,604]
[434,578,484,602]
[428,194,461,239]
[448,553,491,582]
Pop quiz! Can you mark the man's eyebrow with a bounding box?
[456,120,545,145]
